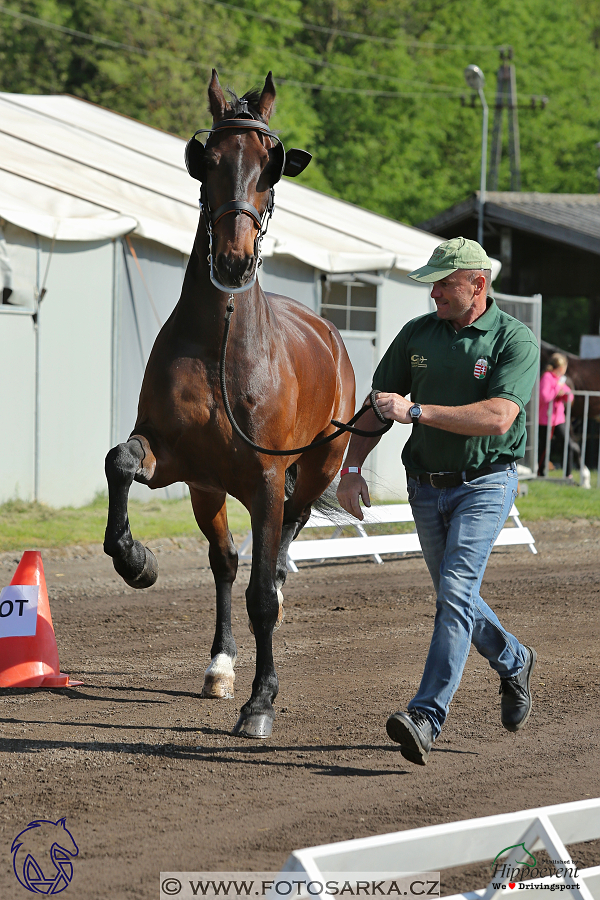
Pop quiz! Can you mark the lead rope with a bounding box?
[219,295,392,456]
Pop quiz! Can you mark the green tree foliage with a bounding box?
[1,0,599,222]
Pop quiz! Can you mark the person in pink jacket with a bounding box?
[538,352,587,483]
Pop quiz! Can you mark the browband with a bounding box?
[209,118,277,138]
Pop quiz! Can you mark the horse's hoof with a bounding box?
[248,589,284,635]
[201,654,235,699]
[115,543,158,589]
[232,712,273,739]
[201,677,234,699]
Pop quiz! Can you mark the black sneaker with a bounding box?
[499,646,537,732]
[386,709,433,765]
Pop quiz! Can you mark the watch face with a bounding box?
[410,404,421,418]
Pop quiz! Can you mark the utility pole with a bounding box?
[486,48,548,192]
[489,48,521,191]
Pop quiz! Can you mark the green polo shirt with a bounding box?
[372,299,539,473]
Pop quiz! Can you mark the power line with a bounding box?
[132,0,504,50]
[0,4,152,56]
[116,0,465,93]
[0,6,475,99]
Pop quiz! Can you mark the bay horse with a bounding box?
[103,71,356,739]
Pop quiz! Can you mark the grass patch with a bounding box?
[514,475,600,521]
[1,477,599,553]
[0,494,251,553]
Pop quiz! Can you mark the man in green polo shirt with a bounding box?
[337,237,539,766]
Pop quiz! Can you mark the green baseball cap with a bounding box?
[408,237,492,283]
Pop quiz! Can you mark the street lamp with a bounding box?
[464,64,488,247]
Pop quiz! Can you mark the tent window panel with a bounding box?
[350,309,376,331]
[322,306,347,330]
[320,279,377,333]
[350,285,377,308]
[326,283,348,307]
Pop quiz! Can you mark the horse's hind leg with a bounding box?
[104,435,158,589]
[275,454,344,590]
[190,489,238,699]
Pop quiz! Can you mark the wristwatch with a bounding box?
[409,403,423,425]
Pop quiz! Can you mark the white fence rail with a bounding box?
[543,391,600,487]
[276,798,600,900]
[239,503,536,571]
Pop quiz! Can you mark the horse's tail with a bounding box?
[312,479,351,524]
[284,464,297,499]
[285,464,352,525]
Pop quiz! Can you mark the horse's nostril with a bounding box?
[216,253,255,286]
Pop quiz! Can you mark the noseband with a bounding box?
[191,118,281,294]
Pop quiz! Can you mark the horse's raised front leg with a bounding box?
[190,488,238,699]
[233,481,284,739]
[104,435,158,589]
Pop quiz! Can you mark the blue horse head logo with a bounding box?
[11,818,79,894]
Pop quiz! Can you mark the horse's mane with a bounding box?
[222,88,266,122]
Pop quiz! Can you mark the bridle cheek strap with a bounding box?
[199,181,275,294]
[196,117,280,294]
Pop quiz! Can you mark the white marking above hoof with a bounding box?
[201,652,236,699]
[274,589,285,631]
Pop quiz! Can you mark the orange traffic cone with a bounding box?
[0,551,82,687]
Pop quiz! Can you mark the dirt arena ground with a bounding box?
[0,517,599,899]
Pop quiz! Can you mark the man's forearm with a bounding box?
[375,392,519,436]
[341,407,383,466]
[418,399,518,435]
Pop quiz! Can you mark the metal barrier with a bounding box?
[495,292,542,476]
[542,392,600,487]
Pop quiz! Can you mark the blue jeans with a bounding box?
[406,465,527,739]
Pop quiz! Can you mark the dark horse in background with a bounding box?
[103,71,355,738]
[540,340,600,420]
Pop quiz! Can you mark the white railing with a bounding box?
[276,798,600,900]
[543,391,600,487]
[239,503,536,570]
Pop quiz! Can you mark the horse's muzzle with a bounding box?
[215,252,256,289]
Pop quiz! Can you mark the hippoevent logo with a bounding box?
[11,818,79,894]
[491,844,537,874]
[490,843,580,890]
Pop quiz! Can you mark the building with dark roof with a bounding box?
[420,192,600,335]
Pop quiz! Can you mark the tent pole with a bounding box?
[111,238,122,447]
[34,239,41,503]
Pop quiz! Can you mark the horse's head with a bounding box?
[186,70,311,292]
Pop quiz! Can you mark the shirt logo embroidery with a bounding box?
[474,357,488,379]
[411,354,427,368]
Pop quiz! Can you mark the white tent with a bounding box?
[0,92,497,507]
[0,92,455,272]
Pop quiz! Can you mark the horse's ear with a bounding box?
[208,69,229,122]
[257,71,276,122]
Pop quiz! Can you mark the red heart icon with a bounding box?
[509,884,516,890]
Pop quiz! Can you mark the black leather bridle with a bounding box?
[184,115,392,454]
[185,116,302,294]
